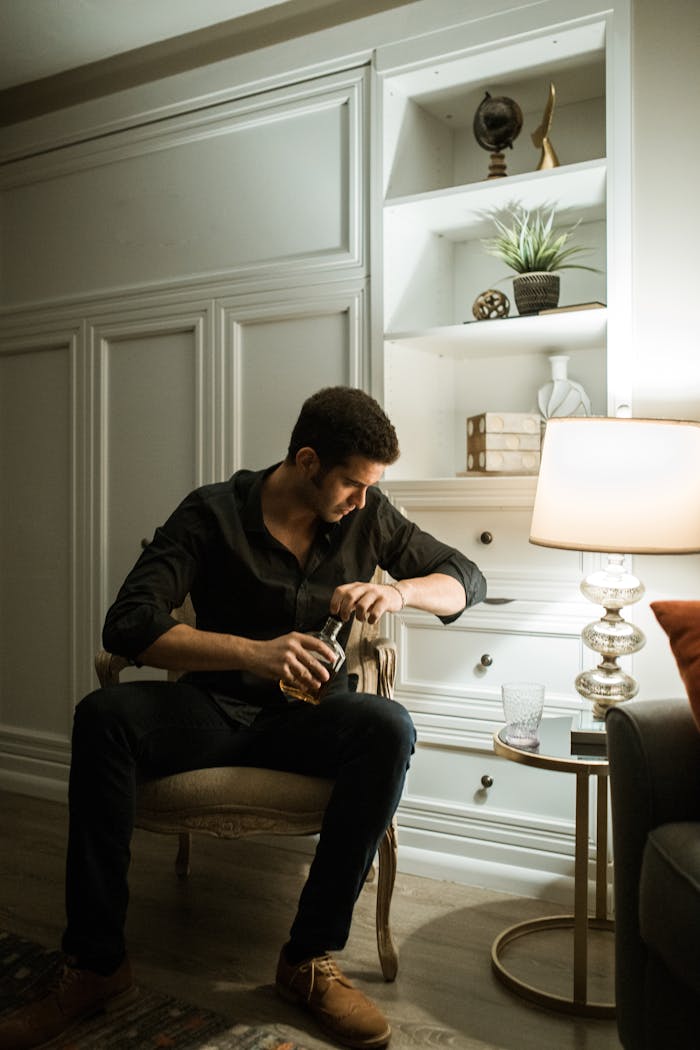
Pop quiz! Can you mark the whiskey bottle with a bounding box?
[279,616,346,705]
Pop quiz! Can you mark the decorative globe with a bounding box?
[473,92,523,152]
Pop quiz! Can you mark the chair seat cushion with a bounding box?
[640,822,700,994]
[136,766,334,838]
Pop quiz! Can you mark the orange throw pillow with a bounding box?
[651,600,700,729]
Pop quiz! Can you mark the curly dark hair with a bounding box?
[286,386,400,469]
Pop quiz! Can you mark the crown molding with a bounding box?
[0,0,414,126]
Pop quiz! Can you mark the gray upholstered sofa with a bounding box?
[607,698,700,1049]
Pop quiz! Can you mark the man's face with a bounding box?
[308,455,386,522]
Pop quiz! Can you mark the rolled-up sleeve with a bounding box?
[102,495,204,660]
[374,495,487,623]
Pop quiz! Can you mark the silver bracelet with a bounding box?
[388,581,407,610]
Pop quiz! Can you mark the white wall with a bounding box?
[631,0,700,422]
[629,0,700,697]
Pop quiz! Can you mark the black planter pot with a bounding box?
[513,272,560,315]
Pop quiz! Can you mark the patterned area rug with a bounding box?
[0,930,306,1049]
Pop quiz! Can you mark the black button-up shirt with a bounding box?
[103,465,486,710]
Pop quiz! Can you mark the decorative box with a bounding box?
[464,412,541,475]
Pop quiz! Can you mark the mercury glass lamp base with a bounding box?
[577,554,645,720]
[580,557,645,611]
[576,664,639,720]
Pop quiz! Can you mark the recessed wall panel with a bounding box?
[103,327,198,607]
[235,309,351,470]
[0,345,72,734]
[2,80,357,304]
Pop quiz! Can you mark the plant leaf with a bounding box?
[480,204,600,275]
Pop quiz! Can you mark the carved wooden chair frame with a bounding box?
[95,597,400,980]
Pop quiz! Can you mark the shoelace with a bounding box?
[48,963,83,1006]
[297,954,342,1001]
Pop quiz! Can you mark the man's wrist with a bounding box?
[387,581,407,610]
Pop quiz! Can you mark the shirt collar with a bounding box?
[239,464,277,534]
[238,463,341,545]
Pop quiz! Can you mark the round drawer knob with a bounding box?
[481,774,493,789]
[480,653,493,667]
[479,531,493,545]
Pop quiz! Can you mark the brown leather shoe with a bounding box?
[0,956,136,1050]
[276,950,391,1049]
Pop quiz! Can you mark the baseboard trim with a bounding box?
[0,765,69,803]
[396,843,574,905]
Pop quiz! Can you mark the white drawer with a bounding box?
[414,504,573,577]
[405,743,575,824]
[398,615,581,699]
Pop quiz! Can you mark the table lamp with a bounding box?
[530,417,700,720]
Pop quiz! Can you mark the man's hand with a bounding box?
[330,581,404,624]
[249,632,336,694]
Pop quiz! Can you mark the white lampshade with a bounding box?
[530,417,700,554]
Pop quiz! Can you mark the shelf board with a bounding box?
[384,159,606,240]
[385,306,607,358]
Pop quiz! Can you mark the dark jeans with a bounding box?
[62,680,416,973]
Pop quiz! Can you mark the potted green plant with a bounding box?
[482,205,599,315]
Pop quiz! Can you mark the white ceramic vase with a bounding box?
[537,354,591,420]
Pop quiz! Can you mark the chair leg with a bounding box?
[375,818,398,981]
[175,832,191,877]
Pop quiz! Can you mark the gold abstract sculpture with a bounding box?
[531,82,560,170]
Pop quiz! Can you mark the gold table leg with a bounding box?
[491,772,615,1018]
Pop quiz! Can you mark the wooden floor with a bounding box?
[0,790,622,1050]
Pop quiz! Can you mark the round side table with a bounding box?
[492,716,614,1018]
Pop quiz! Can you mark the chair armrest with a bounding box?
[608,698,700,832]
[95,649,130,687]
[372,637,397,700]
[346,621,397,699]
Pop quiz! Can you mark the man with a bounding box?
[0,386,486,1050]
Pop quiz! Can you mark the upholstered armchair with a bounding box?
[607,699,700,1049]
[95,598,400,981]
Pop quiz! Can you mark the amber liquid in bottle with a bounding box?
[279,616,345,705]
